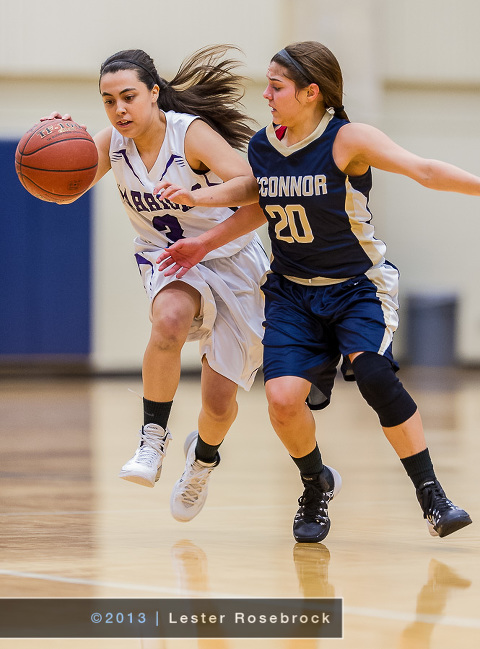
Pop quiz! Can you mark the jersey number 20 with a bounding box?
[266,205,313,244]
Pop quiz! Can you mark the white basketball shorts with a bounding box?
[134,235,269,391]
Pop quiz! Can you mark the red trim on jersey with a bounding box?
[274,125,287,140]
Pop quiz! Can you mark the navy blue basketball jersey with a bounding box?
[248,112,386,280]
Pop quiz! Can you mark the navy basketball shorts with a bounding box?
[261,266,400,405]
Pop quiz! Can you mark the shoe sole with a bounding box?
[118,467,161,488]
[294,520,331,544]
[428,512,473,538]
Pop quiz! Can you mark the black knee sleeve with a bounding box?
[351,352,417,427]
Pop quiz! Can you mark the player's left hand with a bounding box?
[154,181,196,206]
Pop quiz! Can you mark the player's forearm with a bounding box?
[415,159,480,195]
[192,176,259,207]
[197,203,267,252]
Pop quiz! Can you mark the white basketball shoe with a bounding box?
[119,423,172,487]
[170,431,220,522]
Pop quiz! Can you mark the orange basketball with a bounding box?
[15,119,98,203]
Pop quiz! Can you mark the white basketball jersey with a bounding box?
[109,111,254,259]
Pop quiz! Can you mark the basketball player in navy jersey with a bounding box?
[42,46,269,524]
[156,41,475,543]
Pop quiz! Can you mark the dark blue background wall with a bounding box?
[0,139,92,356]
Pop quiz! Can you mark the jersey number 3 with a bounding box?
[266,205,313,244]
[152,214,185,243]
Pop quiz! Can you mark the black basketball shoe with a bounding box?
[416,479,472,538]
[293,465,342,543]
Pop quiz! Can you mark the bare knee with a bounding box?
[202,377,238,423]
[202,395,238,425]
[149,312,190,353]
[266,380,307,425]
[149,283,200,353]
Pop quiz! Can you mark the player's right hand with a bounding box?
[40,112,71,121]
[157,239,209,279]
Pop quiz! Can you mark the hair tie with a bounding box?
[334,105,345,115]
[276,48,311,83]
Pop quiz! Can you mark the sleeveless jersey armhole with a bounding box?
[184,116,211,174]
[331,123,371,179]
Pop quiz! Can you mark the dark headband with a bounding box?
[276,48,311,82]
[276,49,345,116]
[108,59,158,85]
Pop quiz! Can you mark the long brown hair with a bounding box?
[272,42,349,121]
[99,45,255,150]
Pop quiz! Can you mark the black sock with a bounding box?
[143,398,173,429]
[195,434,222,464]
[401,448,436,488]
[291,444,324,478]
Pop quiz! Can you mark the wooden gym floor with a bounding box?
[1,365,479,648]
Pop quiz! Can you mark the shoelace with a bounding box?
[418,482,455,522]
[296,484,331,524]
[137,428,172,467]
[180,463,214,506]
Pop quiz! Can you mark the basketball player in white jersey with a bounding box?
[43,46,269,523]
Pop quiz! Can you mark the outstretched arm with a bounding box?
[157,203,267,278]
[335,122,480,195]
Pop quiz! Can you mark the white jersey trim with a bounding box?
[344,176,387,267]
[265,110,334,157]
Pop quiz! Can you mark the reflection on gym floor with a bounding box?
[0,367,479,648]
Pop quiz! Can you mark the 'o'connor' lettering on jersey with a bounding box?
[110,110,254,260]
[248,111,387,280]
[257,174,327,198]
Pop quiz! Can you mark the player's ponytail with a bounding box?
[272,42,349,122]
[159,45,255,151]
[99,46,255,151]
